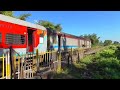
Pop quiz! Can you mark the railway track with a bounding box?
[84,47,106,55]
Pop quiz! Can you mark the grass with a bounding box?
[52,45,120,79]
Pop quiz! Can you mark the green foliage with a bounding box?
[99,40,104,46]
[80,33,100,47]
[115,46,120,59]
[37,20,55,30]
[113,41,119,45]
[36,20,62,32]
[54,24,62,32]
[99,49,115,58]
[104,40,112,46]
[17,13,31,21]
[80,55,94,64]
[0,11,14,17]
[108,45,117,50]
[0,11,31,21]
[54,45,120,79]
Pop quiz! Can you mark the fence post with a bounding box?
[5,52,8,79]
[2,54,4,78]
[20,54,24,79]
[67,53,70,67]
[8,51,11,79]
[13,56,17,79]
[71,47,73,64]
[50,50,52,67]
[10,46,15,79]
[36,49,39,71]
[77,51,80,63]
[57,51,61,73]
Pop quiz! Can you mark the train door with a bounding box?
[27,28,35,52]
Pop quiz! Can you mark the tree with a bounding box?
[36,20,62,50]
[36,20,62,32]
[0,11,14,17]
[0,11,31,21]
[37,20,55,30]
[113,41,119,45]
[17,13,31,21]
[99,40,104,46]
[104,40,112,46]
[80,33,100,46]
[54,24,62,32]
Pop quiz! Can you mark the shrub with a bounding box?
[115,46,120,59]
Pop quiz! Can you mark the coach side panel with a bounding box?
[35,30,47,53]
[65,37,79,49]
[0,20,27,56]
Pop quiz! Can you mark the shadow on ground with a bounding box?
[50,57,120,79]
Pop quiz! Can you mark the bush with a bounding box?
[54,45,120,79]
[109,45,117,50]
[115,46,120,59]
[99,46,116,58]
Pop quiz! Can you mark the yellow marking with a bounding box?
[7,64,10,78]
[5,55,8,79]
[0,57,3,59]
[14,56,16,69]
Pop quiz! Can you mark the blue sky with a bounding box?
[14,11,120,42]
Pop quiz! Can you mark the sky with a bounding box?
[14,11,120,42]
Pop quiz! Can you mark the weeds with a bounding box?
[53,45,120,79]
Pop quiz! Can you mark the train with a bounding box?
[0,14,91,56]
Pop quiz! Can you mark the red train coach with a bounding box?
[0,14,47,55]
[0,14,91,56]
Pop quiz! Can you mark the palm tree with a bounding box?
[54,24,62,32]
[17,13,31,21]
[37,20,55,30]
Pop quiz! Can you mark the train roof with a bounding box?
[0,14,46,30]
[62,32,91,41]
[79,36,91,41]
[47,29,91,41]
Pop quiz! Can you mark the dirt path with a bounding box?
[84,47,106,55]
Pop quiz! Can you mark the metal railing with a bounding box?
[0,52,11,79]
[0,47,91,79]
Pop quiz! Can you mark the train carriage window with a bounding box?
[0,33,1,43]
[6,34,25,45]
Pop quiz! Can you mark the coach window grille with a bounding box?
[6,33,25,45]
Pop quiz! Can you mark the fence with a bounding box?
[0,52,11,79]
[36,50,59,72]
[0,51,35,79]
[0,47,90,79]
[0,49,59,79]
[0,54,5,79]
